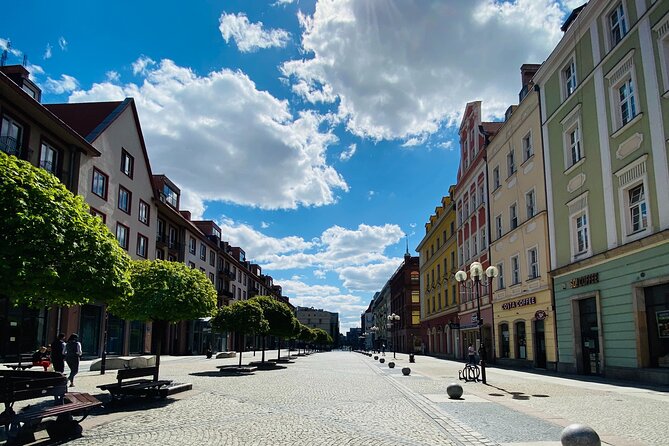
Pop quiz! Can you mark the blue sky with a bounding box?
[2,0,580,331]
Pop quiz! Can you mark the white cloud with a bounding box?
[313,270,326,279]
[281,0,565,143]
[438,140,454,151]
[105,71,120,82]
[132,55,155,75]
[279,278,367,315]
[273,0,295,6]
[45,74,79,94]
[336,258,403,292]
[43,43,52,60]
[339,143,356,161]
[0,38,22,57]
[260,221,270,229]
[58,36,67,50]
[219,12,290,52]
[367,190,375,200]
[70,59,348,210]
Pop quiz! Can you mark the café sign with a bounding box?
[501,296,536,311]
[570,273,599,289]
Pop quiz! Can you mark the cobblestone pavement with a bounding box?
[6,351,668,445]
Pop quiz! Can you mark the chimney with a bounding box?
[180,210,191,221]
[519,64,541,102]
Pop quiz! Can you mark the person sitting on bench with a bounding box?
[32,346,51,371]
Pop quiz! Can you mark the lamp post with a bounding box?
[387,313,400,359]
[369,325,378,352]
[455,262,498,384]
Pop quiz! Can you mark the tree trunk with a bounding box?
[261,336,266,363]
[154,320,164,381]
[277,338,281,361]
[237,331,243,367]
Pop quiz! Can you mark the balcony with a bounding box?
[221,268,236,280]
[0,135,22,158]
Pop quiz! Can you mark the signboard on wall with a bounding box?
[657,310,669,338]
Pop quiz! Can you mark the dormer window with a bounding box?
[163,184,178,208]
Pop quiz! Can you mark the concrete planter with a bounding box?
[388,362,395,368]
[402,367,411,376]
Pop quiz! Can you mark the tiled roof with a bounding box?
[45,101,124,142]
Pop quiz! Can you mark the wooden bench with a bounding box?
[0,370,101,444]
[1,354,36,371]
[97,366,172,401]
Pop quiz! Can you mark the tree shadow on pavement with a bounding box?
[189,371,255,377]
[486,384,550,400]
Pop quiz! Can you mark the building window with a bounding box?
[472,235,478,255]
[209,250,215,266]
[495,215,503,239]
[527,247,538,279]
[522,132,533,162]
[497,263,505,289]
[568,124,582,167]
[168,226,177,249]
[209,273,215,284]
[511,255,520,285]
[562,57,577,99]
[121,149,134,178]
[608,2,627,48]
[92,168,109,200]
[90,208,106,223]
[200,244,206,261]
[116,223,129,250]
[479,185,485,205]
[507,149,516,176]
[168,255,176,262]
[618,78,637,127]
[526,190,536,219]
[0,116,23,157]
[627,183,648,234]
[573,212,590,256]
[188,261,195,269]
[189,237,196,255]
[510,204,518,230]
[138,200,150,225]
[157,219,165,241]
[499,323,510,358]
[39,142,58,174]
[136,234,148,258]
[656,20,669,92]
[156,249,164,260]
[163,184,178,208]
[480,227,486,249]
[118,186,131,214]
[472,191,477,210]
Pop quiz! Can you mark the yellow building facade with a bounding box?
[416,186,460,358]
[487,84,557,370]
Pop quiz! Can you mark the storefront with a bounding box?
[458,306,493,362]
[553,241,669,385]
[493,290,556,370]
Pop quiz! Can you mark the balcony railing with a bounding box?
[0,135,22,157]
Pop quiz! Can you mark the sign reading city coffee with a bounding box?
[570,273,599,289]
[501,296,537,311]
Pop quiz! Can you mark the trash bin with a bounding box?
[409,354,415,363]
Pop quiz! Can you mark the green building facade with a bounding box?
[534,0,669,384]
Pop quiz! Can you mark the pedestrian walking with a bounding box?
[64,334,82,387]
[467,344,476,365]
[50,333,66,373]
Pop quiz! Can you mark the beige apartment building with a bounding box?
[487,66,557,370]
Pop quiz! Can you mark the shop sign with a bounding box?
[535,310,547,320]
[570,273,599,289]
[501,296,536,311]
[657,310,669,338]
[448,322,460,329]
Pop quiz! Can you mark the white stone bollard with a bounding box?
[561,424,601,446]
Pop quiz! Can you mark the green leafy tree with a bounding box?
[108,260,217,376]
[251,296,298,363]
[0,152,132,308]
[211,299,268,367]
[298,324,317,354]
[313,328,332,350]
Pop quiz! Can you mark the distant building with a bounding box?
[295,307,340,347]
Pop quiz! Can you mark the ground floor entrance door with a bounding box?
[579,297,600,375]
[534,319,547,368]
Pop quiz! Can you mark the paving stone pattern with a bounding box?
[10,351,667,445]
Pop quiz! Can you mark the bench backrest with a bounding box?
[0,370,67,403]
[117,366,159,382]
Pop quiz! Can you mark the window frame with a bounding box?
[507,149,516,177]
[0,114,24,157]
[616,156,651,242]
[116,222,130,250]
[90,207,106,224]
[39,140,59,175]
[136,233,148,258]
[510,203,518,230]
[495,214,503,239]
[200,243,207,261]
[120,148,134,179]
[189,237,196,255]
[561,55,578,100]
[92,167,109,200]
[117,185,132,214]
[606,2,628,50]
[138,199,150,226]
[561,105,584,171]
[511,255,520,285]
[654,16,669,94]
[527,246,539,280]
[522,131,534,162]
[526,189,536,219]
[497,263,505,290]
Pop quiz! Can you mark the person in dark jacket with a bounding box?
[64,334,82,386]
[50,333,66,373]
